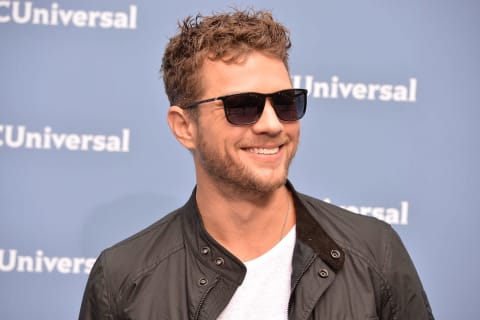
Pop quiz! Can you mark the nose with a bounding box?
[251,99,283,135]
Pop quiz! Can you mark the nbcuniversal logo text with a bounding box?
[0,249,96,274]
[0,1,137,29]
[292,75,417,102]
[0,124,130,152]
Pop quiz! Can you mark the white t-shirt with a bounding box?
[217,226,296,320]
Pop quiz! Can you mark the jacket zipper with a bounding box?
[288,255,316,319]
[194,279,218,320]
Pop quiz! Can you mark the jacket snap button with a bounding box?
[330,249,341,259]
[200,247,210,255]
[198,278,208,286]
[318,269,329,278]
[214,257,225,266]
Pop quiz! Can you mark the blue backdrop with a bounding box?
[1,0,479,319]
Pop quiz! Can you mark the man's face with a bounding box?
[191,51,300,194]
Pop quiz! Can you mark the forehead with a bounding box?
[198,51,292,98]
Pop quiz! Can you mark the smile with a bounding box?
[245,147,280,155]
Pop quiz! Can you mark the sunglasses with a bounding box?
[181,88,308,125]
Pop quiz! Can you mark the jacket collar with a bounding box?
[180,180,344,281]
[181,191,247,285]
[288,181,345,272]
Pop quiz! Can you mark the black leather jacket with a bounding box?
[79,183,434,319]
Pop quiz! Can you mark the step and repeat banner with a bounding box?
[1,0,478,319]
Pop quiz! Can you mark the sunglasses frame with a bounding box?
[181,88,308,125]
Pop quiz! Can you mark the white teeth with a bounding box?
[247,147,279,155]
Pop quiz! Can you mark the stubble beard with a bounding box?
[196,134,297,196]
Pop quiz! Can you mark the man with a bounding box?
[79,9,434,319]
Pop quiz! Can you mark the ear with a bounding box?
[167,106,197,150]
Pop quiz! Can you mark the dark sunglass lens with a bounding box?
[224,94,264,125]
[272,90,306,121]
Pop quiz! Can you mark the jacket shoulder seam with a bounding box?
[131,241,185,284]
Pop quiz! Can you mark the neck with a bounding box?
[195,180,295,261]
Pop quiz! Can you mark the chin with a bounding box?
[243,174,287,194]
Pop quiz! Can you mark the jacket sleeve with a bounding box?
[78,252,115,320]
[380,226,434,320]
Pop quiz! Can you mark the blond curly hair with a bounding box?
[161,9,291,107]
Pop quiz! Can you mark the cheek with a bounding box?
[196,122,234,153]
[287,124,301,141]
